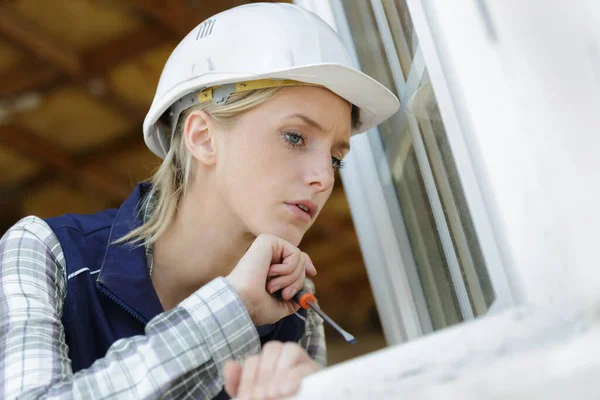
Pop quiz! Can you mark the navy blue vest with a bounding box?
[45,182,306,399]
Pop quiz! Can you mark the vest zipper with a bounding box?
[97,283,148,325]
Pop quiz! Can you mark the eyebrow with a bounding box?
[284,113,351,152]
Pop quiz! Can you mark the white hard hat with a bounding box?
[143,2,400,158]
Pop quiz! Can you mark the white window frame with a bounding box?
[294,0,516,344]
[290,0,600,398]
[293,0,428,344]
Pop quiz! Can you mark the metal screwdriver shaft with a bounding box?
[306,300,357,344]
[276,287,358,344]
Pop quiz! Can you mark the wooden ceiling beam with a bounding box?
[83,25,167,75]
[0,128,147,208]
[0,125,132,199]
[0,60,60,98]
[0,5,83,77]
[0,4,149,121]
[120,0,200,36]
[0,25,168,99]
[0,170,53,214]
[73,129,145,163]
[121,0,235,37]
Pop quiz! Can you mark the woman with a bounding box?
[0,3,398,400]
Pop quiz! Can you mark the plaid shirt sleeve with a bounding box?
[298,279,327,367]
[0,216,261,399]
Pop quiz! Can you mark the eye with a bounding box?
[332,157,346,171]
[282,131,306,147]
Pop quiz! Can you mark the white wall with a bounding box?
[420,0,600,309]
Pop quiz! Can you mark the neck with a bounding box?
[150,180,254,311]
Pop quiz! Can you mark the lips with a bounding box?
[297,204,309,213]
[285,200,318,220]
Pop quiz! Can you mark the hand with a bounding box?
[226,234,317,326]
[224,341,322,400]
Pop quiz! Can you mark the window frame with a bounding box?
[288,0,600,397]
[294,0,517,343]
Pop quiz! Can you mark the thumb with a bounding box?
[224,360,242,398]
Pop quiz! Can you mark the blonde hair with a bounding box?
[116,87,285,247]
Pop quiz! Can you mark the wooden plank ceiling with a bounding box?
[0,0,383,342]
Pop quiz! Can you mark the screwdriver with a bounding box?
[276,288,357,344]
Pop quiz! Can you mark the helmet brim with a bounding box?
[143,63,400,158]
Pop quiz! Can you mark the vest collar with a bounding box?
[96,182,164,323]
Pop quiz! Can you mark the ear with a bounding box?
[183,109,217,166]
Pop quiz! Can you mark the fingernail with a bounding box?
[270,285,280,294]
[253,388,264,399]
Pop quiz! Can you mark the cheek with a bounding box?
[218,132,288,208]
[230,134,295,185]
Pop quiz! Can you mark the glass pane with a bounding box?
[382,0,418,79]
[342,0,495,330]
[340,0,398,99]
[390,126,463,329]
[411,80,495,312]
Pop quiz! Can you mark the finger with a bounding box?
[237,355,260,400]
[243,235,282,277]
[266,266,302,294]
[274,342,311,370]
[266,253,303,294]
[283,272,305,300]
[269,253,316,278]
[302,253,317,276]
[224,360,242,398]
[267,344,313,397]
[266,268,303,299]
[277,297,302,317]
[285,265,308,300]
[272,235,303,264]
[267,251,303,291]
[253,341,283,398]
[260,288,301,319]
[240,235,299,279]
[267,262,295,278]
[275,361,322,398]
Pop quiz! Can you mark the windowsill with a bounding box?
[289,303,600,399]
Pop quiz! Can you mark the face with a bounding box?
[213,86,352,246]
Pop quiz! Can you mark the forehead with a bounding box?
[253,86,352,132]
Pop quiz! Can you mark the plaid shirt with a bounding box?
[0,214,325,399]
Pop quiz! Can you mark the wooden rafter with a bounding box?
[0,128,149,214]
[0,125,132,199]
[120,0,215,36]
[0,4,148,121]
[83,26,167,75]
[0,60,60,98]
[0,170,53,214]
[0,5,82,76]
[0,25,167,99]
[73,130,146,165]
[119,0,266,37]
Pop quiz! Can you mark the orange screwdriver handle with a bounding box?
[292,288,316,310]
[274,287,316,310]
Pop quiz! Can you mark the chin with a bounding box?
[255,225,305,247]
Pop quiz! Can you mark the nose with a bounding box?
[305,153,335,193]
